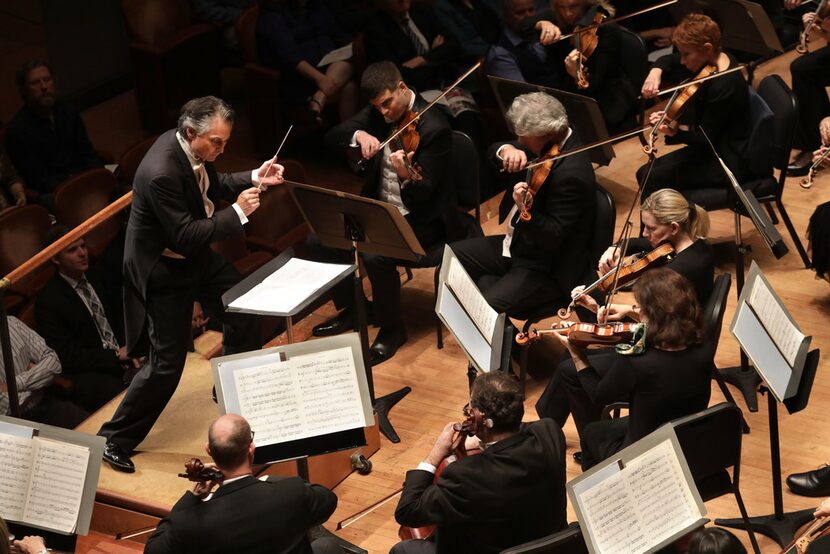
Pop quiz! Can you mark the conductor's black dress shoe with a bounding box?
[103,441,135,473]
[312,308,355,337]
[369,324,407,365]
[787,465,830,497]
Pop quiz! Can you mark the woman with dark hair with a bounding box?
[553,268,712,470]
[686,527,747,554]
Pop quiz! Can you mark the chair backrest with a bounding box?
[118,135,158,187]
[671,403,744,492]
[235,5,260,65]
[245,160,309,252]
[616,26,648,101]
[500,525,588,554]
[0,204,54,295]
[745,86,775,179]
[702,273,731,349]
[591,183,615,263]
[756,74,798,174]
[451,131,480,221]
[121,0,191,45]
[53,168,122,258]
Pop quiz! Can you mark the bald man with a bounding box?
[145,414,343,554]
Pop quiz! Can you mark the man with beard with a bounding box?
[6,60,103,208]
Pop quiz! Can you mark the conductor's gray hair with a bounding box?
[177,96,235,137]
[506,92,569,137]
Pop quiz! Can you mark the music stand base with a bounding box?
[716,508,815,548]
[310,525,367,554]
[375,387,412,443]
[718,365,761,412]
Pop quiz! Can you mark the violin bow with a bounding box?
[257,124,293,192]
[336,487,404,530]
[551,0,678,42]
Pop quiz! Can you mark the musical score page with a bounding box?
[577,440,701,554]
[447,256,497,342]
[234,347,371,447]
[747,278,804,367]
[23,438,89,533]
[0,433,33,522]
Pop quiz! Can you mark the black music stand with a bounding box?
[286,181,425,444]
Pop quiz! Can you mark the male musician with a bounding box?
[312,61,453,365]
[450,91,596,318]
[144,414,342,554]
[638,13,751,198]
[98,96,284,472]
[391,371,567,554]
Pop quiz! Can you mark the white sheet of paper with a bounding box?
[748,277,804,367]
[229,258,352,315]
[0,433,34,522]
[317,43,353,67]
[234,346,371,447]
[447,256,497,342]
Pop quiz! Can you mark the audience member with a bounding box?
[391,371,567,554]
[0,316,88,429]
[192,0,258,65]
[5,61,103,209]
[686,527,747,554]
[322,0,377,33]
[258,0,359,125]
[434,0,502,64]
[0,144,25,210]
[34,226,135,412]
[144,414,342,554]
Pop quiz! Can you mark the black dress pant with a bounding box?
[556,348,621,437]
[67,371,125,412]
[99,252,259,452]
[581,416,629,471]
[791,45,830,152]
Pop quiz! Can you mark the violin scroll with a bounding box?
[178,458,224,483]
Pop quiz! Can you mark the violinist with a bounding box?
[638,14,751,199]
[552,268,712,470]
[391,371,567,554]
[312,62,453,364]
[144,414,341,554]
[530,0,639,133]
[450,92,596,317]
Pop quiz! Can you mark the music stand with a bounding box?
[716,262,818,547]
[286,180,425,444]
[488,76,615,166]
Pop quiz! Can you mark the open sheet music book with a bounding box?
[446,256,498,342]
[0,432,89,534]
[568,426,706,554]
[746,272,804,367]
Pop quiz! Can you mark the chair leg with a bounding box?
[764,202,779,225]
[712,365,750,433]
[776,200,811,268]
[404,267,414,282]
[433,267,443,349]
[733,487,762,554]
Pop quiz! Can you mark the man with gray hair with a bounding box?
[99,96,285,472]
[449,92,596,317]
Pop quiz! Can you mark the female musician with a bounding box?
[638,14,751,199]
[391,371,567,554]
[553,268,712,470]
[531,0,638,133]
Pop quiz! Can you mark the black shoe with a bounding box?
[573,451,583,464]
[788,151,813,177]
[369,324,407,365]
[103,441,135,473]
[786,465,830,497]
[313,308,355,337]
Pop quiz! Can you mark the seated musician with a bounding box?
[312,61,453,365]
[450,91,596,318]
[552,268,712,470]
[530,0,639,133]
[391,371,567,554]
[638,13,751,199]
[144,414,342,554]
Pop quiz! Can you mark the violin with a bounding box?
[519,142,560,221]
[516,320,639,348]
[643,64,718,155]
[573,11,604,89]
[800,146,830,189]
[178,458,225,483]
[559,243,675,318]
[796,0,830,54]
[779,516,830,553]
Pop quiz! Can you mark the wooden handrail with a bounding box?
[0,191,133,290]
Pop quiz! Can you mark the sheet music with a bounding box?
[748,277,804,367]
[447,256,497,341]
[0,433,34,522]
[577,440,700,554]
[22,438,89,533]
[234,347,370,447]
[229,258,352,315]
[317,43,353,67]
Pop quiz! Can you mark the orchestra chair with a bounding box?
[500,523,588,554]
[0,204,54,314]
[616,26,648,130]
[116,135,158,189]
[210,220,273,278]
[682,75,810,268]
[121,0,221,133]
[515,183,616,393]
[53,169,123,260]
[244,160,310,256]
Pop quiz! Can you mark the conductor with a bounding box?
[99,96,285,472]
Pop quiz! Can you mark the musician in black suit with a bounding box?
[450,91,596,317]
[145,414,342,554]
[35,226,137,412]
[391,371,567,554]
[98,96,284,472]
[312,62,453,365]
